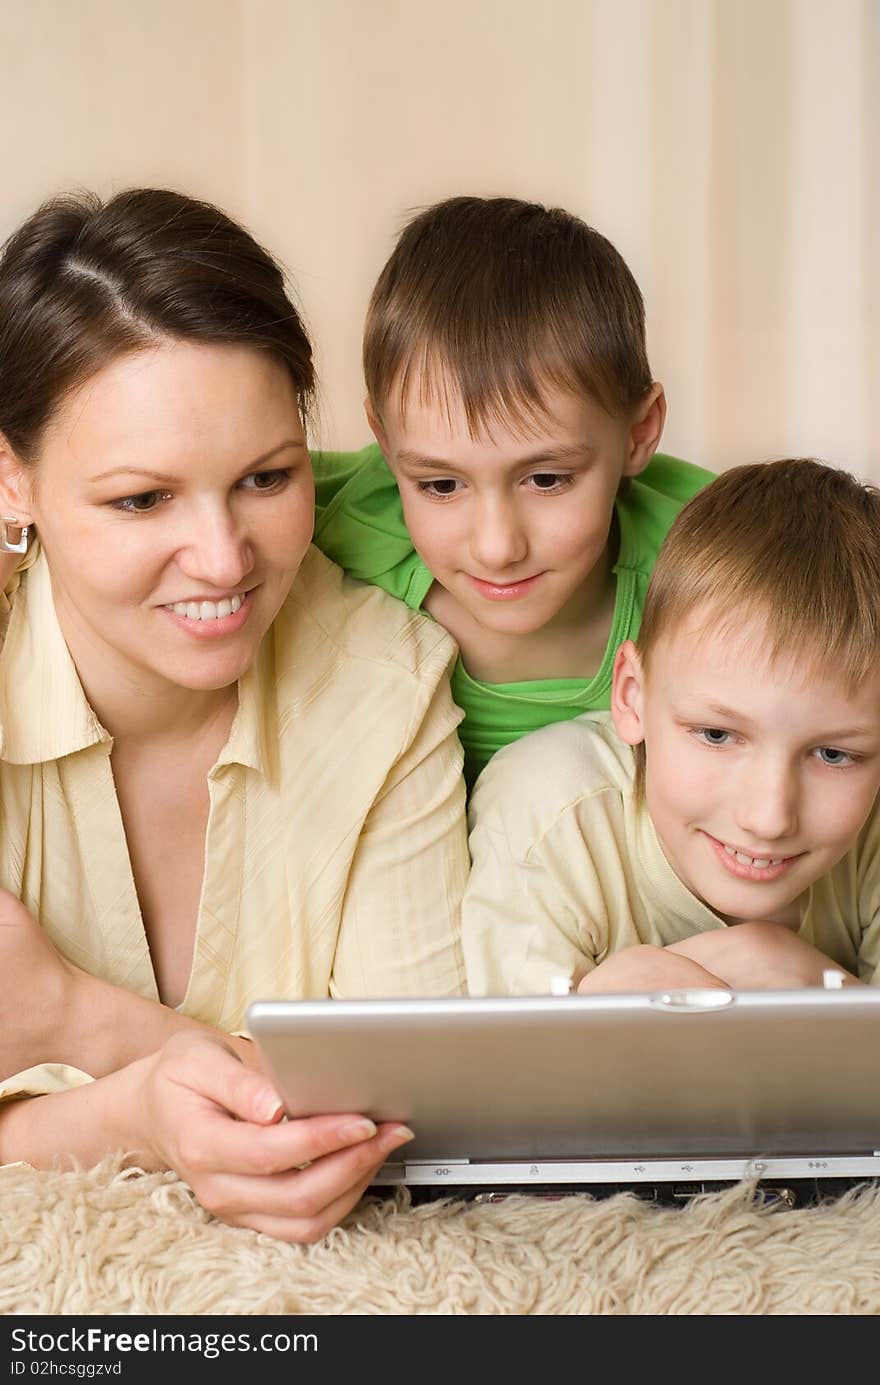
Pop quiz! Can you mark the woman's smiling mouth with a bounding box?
[162,589,254,637]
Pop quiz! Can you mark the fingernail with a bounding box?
[256,1092,284,1123]
[339,1118,378,1143]
[387,1125,415,1146]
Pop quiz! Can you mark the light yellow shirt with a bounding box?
[1,544,468,1102]
[462,712,880,995]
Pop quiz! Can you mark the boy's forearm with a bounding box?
[577,944,729,995]
[667,925,862,989]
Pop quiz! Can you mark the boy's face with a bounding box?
[368,377,662,638]
[612,611,880,925]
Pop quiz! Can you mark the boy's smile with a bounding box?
[465,572,544,602]
[612,609,880,927]
[700,830,805,882]
[369,377,662,679]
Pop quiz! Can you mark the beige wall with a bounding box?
[2,0,876,477]
[1,2,245,222]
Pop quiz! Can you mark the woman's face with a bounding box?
[15,339,314,700]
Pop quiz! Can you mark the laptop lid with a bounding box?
[246,989,880,1185]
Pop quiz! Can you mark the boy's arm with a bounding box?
[462,750,618,996]
[311,445,371,517]
[311,445,433,610]
[577,923,864,995]
[576,944,728,994]
[667,923,862,989]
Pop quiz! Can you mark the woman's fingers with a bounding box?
[178,1105,386,1177]
[156,1030,285,1124]
[190,1129,407,1240]
[149,1030,414,1172]
[221,1166,387,1244]
[140,1031,415,1242]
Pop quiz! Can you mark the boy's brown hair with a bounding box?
[363,195,653,436]
[637,456,880,688]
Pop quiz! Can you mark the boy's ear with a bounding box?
[611,640,647,745]
[364,397,390,457]
[623,382,666,478]
[0,436,34,526]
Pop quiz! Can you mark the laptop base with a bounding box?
[376,1178,878,1209]
[371,1154,880,1209]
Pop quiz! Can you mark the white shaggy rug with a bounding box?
[3,1159,880,1315]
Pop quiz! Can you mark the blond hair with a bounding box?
[363,195,652,436]
[638,458,880,684]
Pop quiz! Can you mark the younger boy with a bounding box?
[313,196,712,786]
[462,458,880,994]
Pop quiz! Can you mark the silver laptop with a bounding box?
[246,986,880,1203]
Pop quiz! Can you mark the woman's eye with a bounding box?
[693,727,733,747]
[417,478,463,498]
[111,490,169,514]
[528,472,573,492]
[240,468,291,491]
[814,746,856,767]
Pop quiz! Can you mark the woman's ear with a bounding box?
[612,640,647,745]
[0,436,34,526]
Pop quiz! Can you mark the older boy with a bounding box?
[462,458,880,994]
[313,196,712,786]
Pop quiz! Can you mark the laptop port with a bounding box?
[752,1185,798,1208]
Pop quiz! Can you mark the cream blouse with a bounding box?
[1,544,468,1102]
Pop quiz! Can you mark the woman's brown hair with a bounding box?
[0,188,315,463]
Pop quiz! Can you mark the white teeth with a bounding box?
[723,844,785,869]
[169,593,245,621]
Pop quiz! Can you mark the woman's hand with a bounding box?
[124,1030,415,1242]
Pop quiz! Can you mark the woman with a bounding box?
[0,188,468,1242]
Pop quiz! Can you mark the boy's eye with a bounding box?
[814,746,857,767]
[240,468,291,491]
[417,478,463,498]
[111,490,170,514]
[527,472,574,492]
[692,727,733,747]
